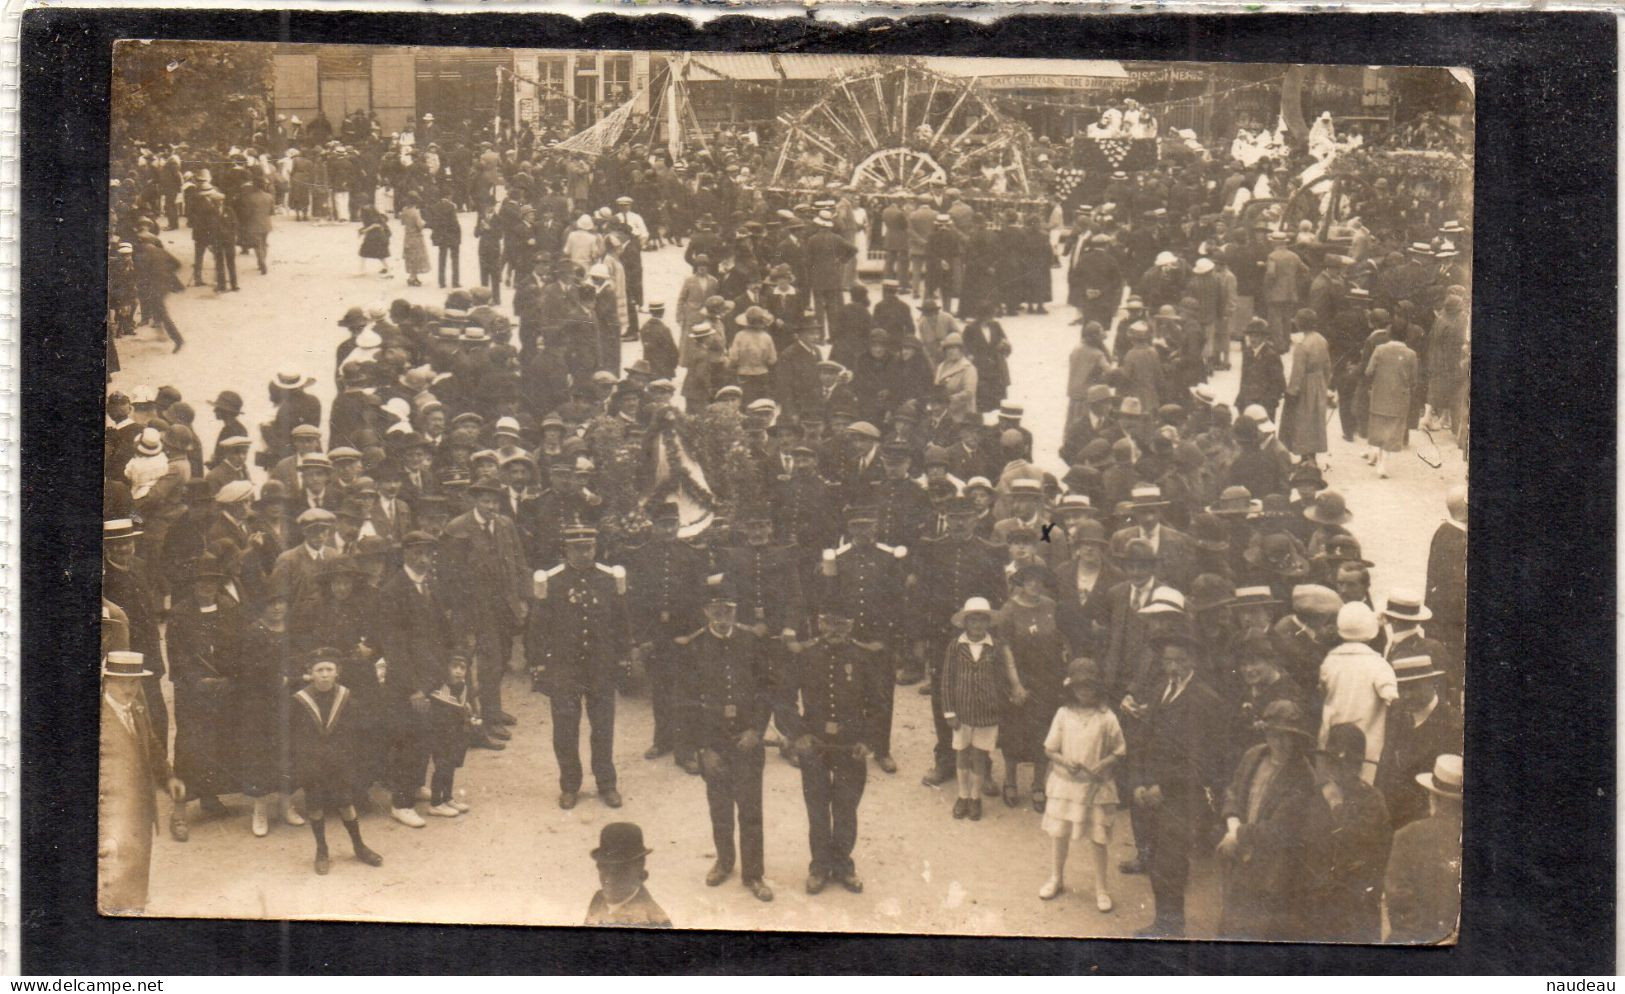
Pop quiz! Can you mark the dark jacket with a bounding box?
[1217,744,1325,940]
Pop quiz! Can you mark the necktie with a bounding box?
[1132,585,1146,612]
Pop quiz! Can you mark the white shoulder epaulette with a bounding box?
[595,562,617,576]
[544,563,568,578]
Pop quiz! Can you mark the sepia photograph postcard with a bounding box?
[92,34,1478,943]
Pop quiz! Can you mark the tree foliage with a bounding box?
[111,40,274,151]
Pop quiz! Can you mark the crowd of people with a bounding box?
[102,94,1468,940]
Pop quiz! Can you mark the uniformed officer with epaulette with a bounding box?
[721,505,806,767]
[818,504,909,773]
[917,495,1006,787]
[626,501,707,775]
[680,575,775,903]
[785,600,877,895]
[529,524,631,810]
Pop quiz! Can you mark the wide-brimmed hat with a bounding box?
[1127,484,1168,510]
[1070,519,1109,548]
[102,649,153,679]
[1138,586,1187,617]
[1208,485,1260,518]
[272,369,316,390]
[951,596,995,627]
[1257,698,1315,741]
[1231,585,1281,610]
[1303,490,1353,526]
[1416,754,1463,797]
[591,822,653,865]
[1382,588,1433,622]
[1188,574,1236,613]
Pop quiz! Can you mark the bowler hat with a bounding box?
[210,390,244,414]
[1188,573,1236,613]
[591,822,653,865]
[1147,622,1203,654]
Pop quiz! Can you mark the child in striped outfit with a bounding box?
[941,597,1026,821]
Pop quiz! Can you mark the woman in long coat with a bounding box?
[1281,310,1331,465]
[993,566,1067,810]
[961,309,1011,413]
[675,258,719,369]
[933,334,979,420]
[1424,295,1467,430]
[1364,328,1419,477]
[1215,700,1324,941]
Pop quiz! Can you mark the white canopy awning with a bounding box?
[678,53,1129,90]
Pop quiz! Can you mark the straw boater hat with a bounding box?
[103,518,142,542]
[102,649,152,679]
[1416,754,1463,798]
[1382,588,1433,622]
[1391,654,1446,684]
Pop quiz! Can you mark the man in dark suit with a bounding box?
[530,524,632,809]
[774,321,823,422]
[203,435,252,494]
[378,532,457,825]
[439,480,529,743]
[1234,319,1287,424]
[1376,657,1463,831]
[805,217,857,338]
[1128,624,1228,938]
[838,422,887,510]
[1110,484,1198,593]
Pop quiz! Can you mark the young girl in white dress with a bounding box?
[1040,657,1126,910]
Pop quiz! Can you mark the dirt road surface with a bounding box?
[114,210,1464,936]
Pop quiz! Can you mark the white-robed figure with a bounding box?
[641,407,717,537]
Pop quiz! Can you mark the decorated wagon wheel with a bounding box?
[851,147,948,193]
[769,60,1030,197]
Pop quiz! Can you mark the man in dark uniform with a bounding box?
[916,497,1005,786]
[626,502,707,774]
[786,601,878,895]
[682,575,776,902]
[722,507,806,769]
[531,524,632,810]
[817,505,908,773]
[873,443,931,551]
